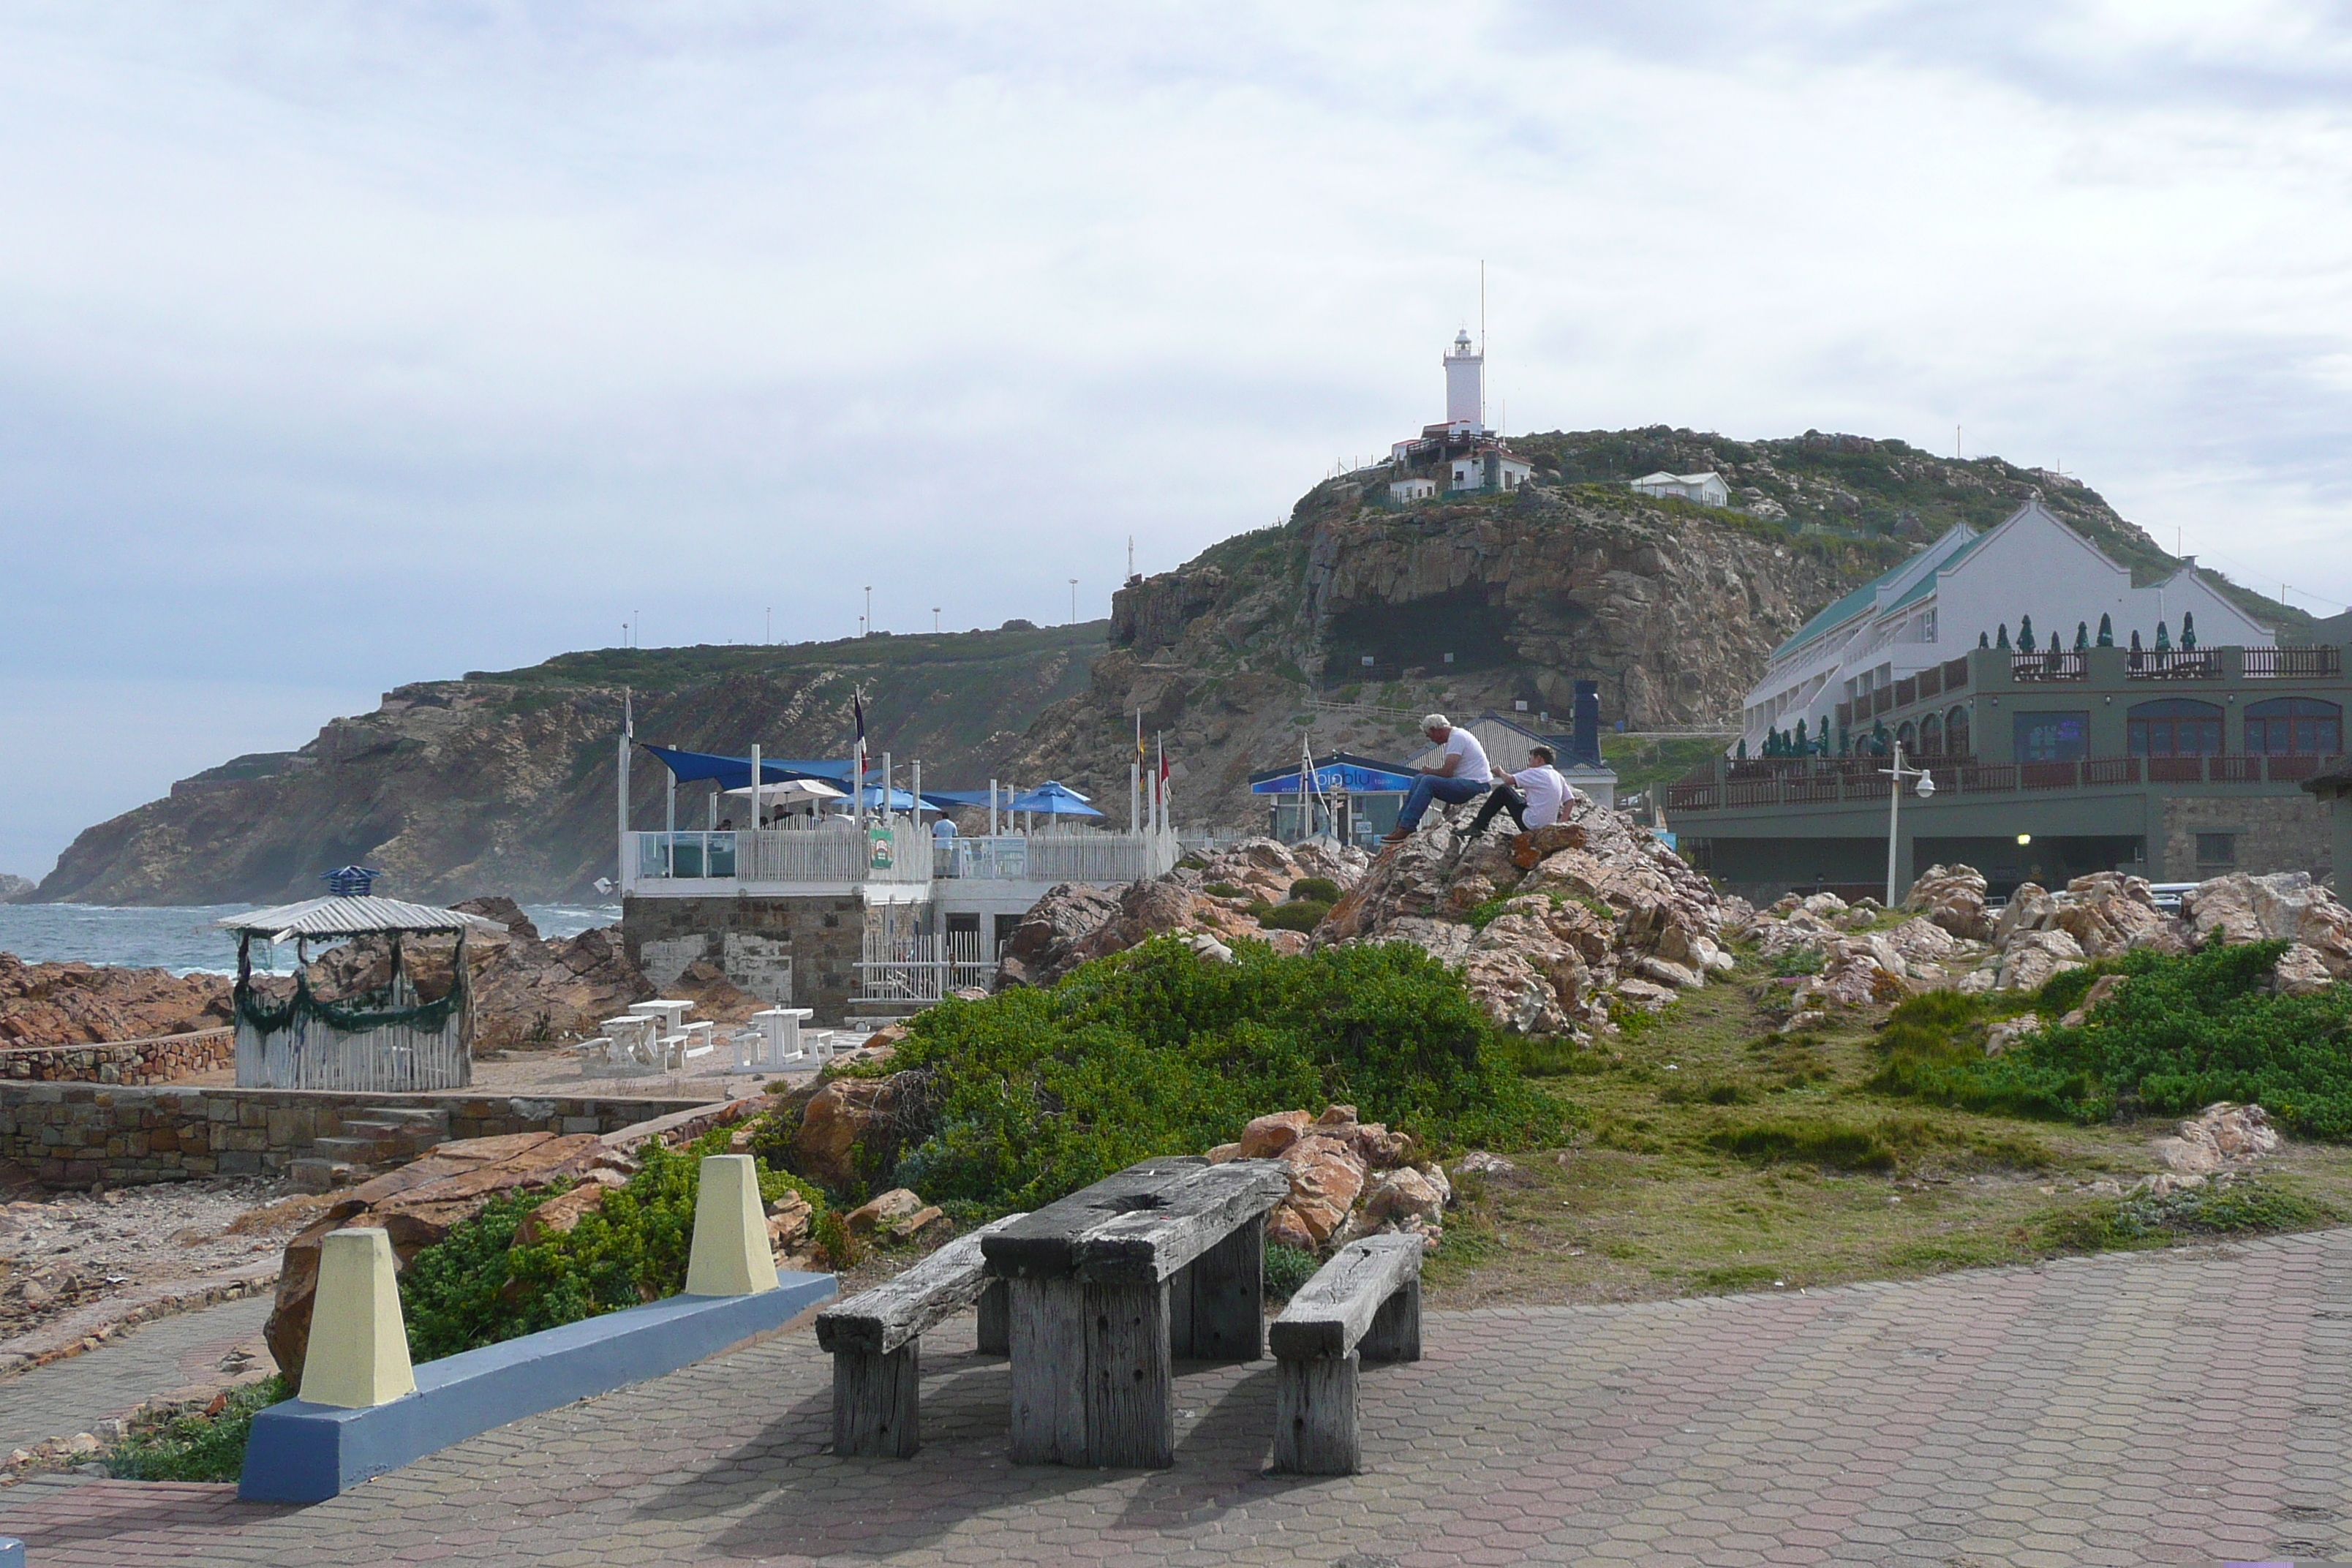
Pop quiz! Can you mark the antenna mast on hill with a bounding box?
[1480,260,1486,354]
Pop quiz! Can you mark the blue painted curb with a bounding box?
[0,1535,21,1568]
[240,1272,834,1503]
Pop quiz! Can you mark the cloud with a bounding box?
[4,0,2351,873]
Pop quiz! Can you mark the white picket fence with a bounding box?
[853,930,997,1006]
[234,1013,470,1093]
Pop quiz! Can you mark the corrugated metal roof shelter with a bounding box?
[215,897,508,943]
[214,887,494,1094]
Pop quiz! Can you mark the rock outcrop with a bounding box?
[1209,1104,1447,1251]
[998,837,1370,988]
[2184,872,2352,980]
[0,956,232,1047]
[1318,803,1727,1036]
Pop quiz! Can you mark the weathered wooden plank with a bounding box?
[1182,1213,1263,1362]
[1007,1276,1088,1465]
[1360,1275,1421,1363]
[1166,1256,1196,1357]
[1267,1235,1423,1361]
[1081,1279,1173,1468]
[1074,1163,1290,1285]
[975,1279,1009,1357]
[816,1213,1027,1357]
[982,1158,1210,1279]
[1273,1349,1360,1475]
[832,1343,920,1458]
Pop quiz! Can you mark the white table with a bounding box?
[628,1000,693,1033]
[741,1008,815,1068]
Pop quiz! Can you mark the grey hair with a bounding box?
[1420,713,1450,731]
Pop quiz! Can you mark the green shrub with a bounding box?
[1874,941,2352,1137]
[1205,882,1246,900]
[1258,900,1331,932]
[875,937,1571,1211]
[1707,1117,1896,1171]
[1289,877,1343,905]
[1771,947,1825,977]
[105,1376,288,1482]
[1263,1243,1319,1301]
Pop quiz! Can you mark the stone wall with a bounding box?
[0,1085,712,1190]
[2159,795,2332,882]
[0,1028,233,1085]
[621,894,866,1020]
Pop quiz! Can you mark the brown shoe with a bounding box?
[1379,828,1413,845]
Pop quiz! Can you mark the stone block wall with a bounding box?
[622,894,866,1019]
[0,1028,233,1085]
[0,1085,712,1190]
[2159,795,2331,882]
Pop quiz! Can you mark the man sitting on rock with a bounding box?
[1382,715,1493,844]
[1466,743,1575,838]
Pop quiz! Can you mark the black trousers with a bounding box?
[1466,782,1529,837]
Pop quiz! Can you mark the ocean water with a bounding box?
[0,902,622,976]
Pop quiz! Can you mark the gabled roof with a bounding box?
[216,897,508,941]
[1766,526,1982,663]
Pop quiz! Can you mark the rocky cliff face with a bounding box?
[36,624,1102,907]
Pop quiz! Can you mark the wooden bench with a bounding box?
[813,1213,1025,1458]
[1267,1233,1424,1475]
[981,1156,1291,1469]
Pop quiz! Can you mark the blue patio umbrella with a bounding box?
[1006,781,1104,818]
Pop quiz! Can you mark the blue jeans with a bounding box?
[1395,774,1488,831]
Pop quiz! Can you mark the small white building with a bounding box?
[1389,476,1436,504]
[1445,447,1535,494]
[1631,471,1731,508]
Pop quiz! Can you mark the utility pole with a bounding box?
[932,606,941,633]
[1068,579,1079,624]
[864,586,872,637]
[765,607,772,645]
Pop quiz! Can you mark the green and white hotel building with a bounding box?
[1674,500,2348,901]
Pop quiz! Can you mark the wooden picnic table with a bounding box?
[980,1155,1291,1469]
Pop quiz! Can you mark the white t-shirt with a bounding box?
[1512,764,1571,828]
[1439,728,1493,785]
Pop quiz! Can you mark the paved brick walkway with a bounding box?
[3,1231,2348,1567]
[0,1296,273,1455]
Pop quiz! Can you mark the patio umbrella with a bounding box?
[1006,781,1105,818]
[722,778,846,804]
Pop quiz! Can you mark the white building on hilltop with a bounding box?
[1738,497,2274,755]
[1632,470,1730,508]
[1442,328,1488,435]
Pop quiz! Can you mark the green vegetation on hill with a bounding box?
[866,938,1573,1210]
[1869,942,2352,1137]
[464,619,1109,688]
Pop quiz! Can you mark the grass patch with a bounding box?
[1264,1243,1319,1302]
[106,1376,287,1482]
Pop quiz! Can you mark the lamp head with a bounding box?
[1914,772,1936,799]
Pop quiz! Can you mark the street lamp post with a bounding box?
[1880,744,1937,907]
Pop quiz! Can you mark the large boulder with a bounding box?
[1996,929,2087,992]
[793,1069,935,1189]
[2186,872,2352,976]
[1904,864,1991,941]
[1320,797,1725,1037]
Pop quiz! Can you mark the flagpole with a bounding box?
[617,687,633,887]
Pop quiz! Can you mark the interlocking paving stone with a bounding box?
[0,1295,272,1455]
[4,1233,2352,1564]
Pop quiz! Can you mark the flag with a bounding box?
[853,690,867,747]
[1136,709,1145,758]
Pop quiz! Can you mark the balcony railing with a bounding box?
[2246,647,2343,678]
[2126,650,2220,680]
[1664,752,2346,813]
[625,824,1179,893]
[2011,650,2087,682]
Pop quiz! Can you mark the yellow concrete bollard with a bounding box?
[301,1228,417,1409]
[685,1154,780,1297]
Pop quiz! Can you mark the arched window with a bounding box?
[1945,706,1970,759]
[1920,713,1944,755]
[1896,720,1918,753]
[2128,698,2223,757]
[2246,697,2342,755]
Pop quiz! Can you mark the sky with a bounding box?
[5,0,2352,882]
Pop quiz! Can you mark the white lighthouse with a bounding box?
[1443,328,1487,434]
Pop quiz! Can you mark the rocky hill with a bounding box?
[35,622,1103,907]
[39,429,2297,903]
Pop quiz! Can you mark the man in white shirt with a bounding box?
[1467,744,1576,837]
[1382,715,1494,843]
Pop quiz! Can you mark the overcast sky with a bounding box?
[5,1,2351,882]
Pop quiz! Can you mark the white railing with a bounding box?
[932,829,1179,884]
[626,822,932,889]
[854,930,996,1005]
[235,1014,468,1093]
